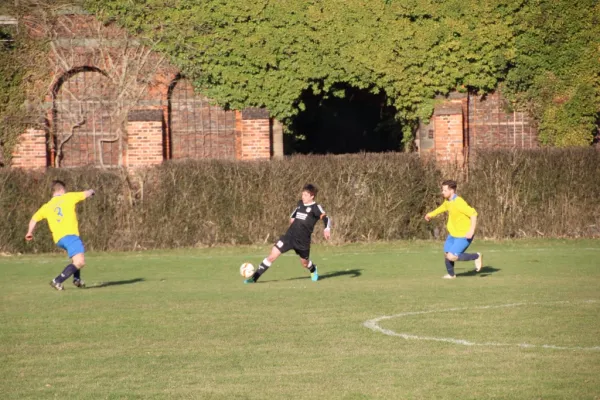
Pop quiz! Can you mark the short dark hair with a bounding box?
[441,180,457,190]
[303,183,318,197]
[51,180,66,193]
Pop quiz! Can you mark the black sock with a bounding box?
[54,264,78,284]
[253,259,272,282]
[73,269,81,281]
[444,259,455,276]
[458,253,479,262]
[308,261,316,273]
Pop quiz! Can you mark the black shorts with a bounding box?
[275,234,310,260]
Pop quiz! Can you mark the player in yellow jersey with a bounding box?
[25,180,95,291]
[425,180,483,279]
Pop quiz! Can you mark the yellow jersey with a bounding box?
[32,192,87,243]
[427,195,477,237]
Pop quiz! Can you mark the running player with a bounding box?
[425,180,482,279]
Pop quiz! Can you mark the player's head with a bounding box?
[441,180,457,199]
[302,183,318,203]
[51,180,66,195]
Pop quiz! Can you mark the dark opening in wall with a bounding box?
[287,84,403,154]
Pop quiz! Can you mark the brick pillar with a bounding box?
[126,110,164,167]
[235,110,243,160]
[433,105,464,164]
[11,128,48,169]
[271,118,284,159]
[240,108,271,160]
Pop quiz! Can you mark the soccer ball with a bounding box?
[240,262,255,278]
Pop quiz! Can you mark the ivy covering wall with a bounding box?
[86,0,599,146]
[1,0,598,161]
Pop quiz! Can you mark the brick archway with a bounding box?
[52,67,122,167]
[167,76,236,160]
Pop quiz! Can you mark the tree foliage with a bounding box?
[86,0,599,146]
[86,0,521,145]
[503,0,600,146]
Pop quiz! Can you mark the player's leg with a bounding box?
[253,246,281,282]
[453,237,482,271]
[247,239,287,283]
[442,236,457,279]
[71,252,86,288]
[51,236,85,290]
[296,248,318,282]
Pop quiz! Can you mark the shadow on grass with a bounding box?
[285,269,363,281]
[456,266,500,278]
[86,278,145,289]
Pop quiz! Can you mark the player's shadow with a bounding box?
[86,278,145,289]
[456,266,500,278]
[286,269,363,281]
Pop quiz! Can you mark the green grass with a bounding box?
[1,239,599,399]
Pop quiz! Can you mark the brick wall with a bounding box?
[9,12,272,171]
[13,11,541,170]
[240,108,271,160]
[169,78,236,160]
[433,106,465,164]
[11,128,47,169]
[127,110,164,167]
[419,91,538,163]
[468,91,537,149]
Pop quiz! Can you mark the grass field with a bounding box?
[1,239,599,399]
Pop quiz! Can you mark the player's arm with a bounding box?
[69,190,95,203]
[25,207,46,241]
[458,199,478,239]
[466,215,477,239]
[321,214,331,240]
[289,206,298,225]
[425,202,447,221]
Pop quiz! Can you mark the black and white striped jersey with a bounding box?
[285,200,331,242]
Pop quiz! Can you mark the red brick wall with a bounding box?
[235,111,243,160]
[240,108,271,160]
[11,128,47,169]
[468,91,537,149]
[240,120,271,160]
[127,111,164,167]
[433,108,465,165]
[420,91,538,164]
[10,13,272,170]
[169,78,236,160]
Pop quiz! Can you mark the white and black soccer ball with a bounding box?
[239,262,255,278]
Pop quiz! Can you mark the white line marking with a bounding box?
[363,300,600,351]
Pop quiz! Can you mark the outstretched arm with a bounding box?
[322,215,331,240]
[84,189,95,199]
[25,219,37,241]
[425,202,447,221]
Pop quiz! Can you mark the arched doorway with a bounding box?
[52,67,121,167]
[168,76,236,160]
[287,84,403,154]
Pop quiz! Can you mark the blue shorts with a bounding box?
[443,235,473,256]
[57,235,85,258]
